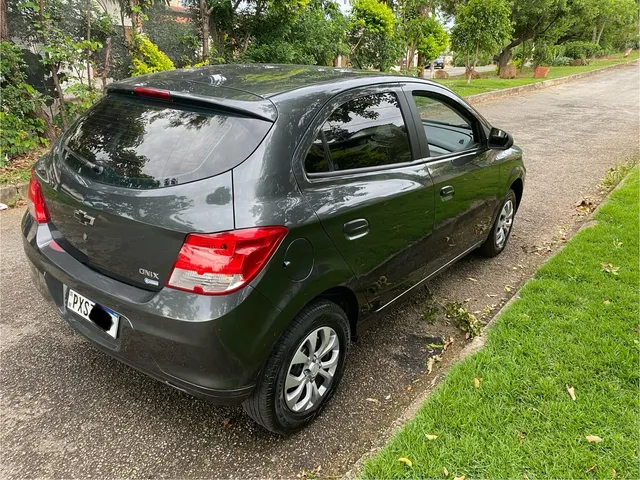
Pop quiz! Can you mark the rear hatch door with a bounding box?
[42,89,273,290]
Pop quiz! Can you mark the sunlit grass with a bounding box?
[362,167,640,479]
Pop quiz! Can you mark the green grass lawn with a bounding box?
[437,50,640,97]
[362,167,640,479]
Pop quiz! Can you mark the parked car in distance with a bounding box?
[23,64,525,434]
[433,57,445,69]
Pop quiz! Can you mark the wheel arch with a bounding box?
[510,177,524,210]
[314,286,359,338]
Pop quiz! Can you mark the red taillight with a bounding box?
[166,226,288,295]
[133,87,172,101]
[27,169,50,224]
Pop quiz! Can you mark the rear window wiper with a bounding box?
[63,146,104,175]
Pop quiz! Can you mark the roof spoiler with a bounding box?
[106,84,277,122]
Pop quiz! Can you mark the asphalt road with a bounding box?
[1,63,639,479]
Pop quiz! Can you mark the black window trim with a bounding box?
[299,85,423,182]
[400,84,488,162]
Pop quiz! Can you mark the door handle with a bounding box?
[343,218,369,240]
[440,185,455,201]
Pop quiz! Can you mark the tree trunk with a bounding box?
[465,54,471,85]
[417,51,424,76]
[199,0,210,61]
[591,25,598,43]
[35,105,57,142]
[0,0,9,41]
[102,36,111,93]
[119,7,128,48]
[595,22,606,45]
[51,64,68,129]
[86,0,92,89]
[497,37,528,75]
[473,42,479,72]
[497,48,512,74]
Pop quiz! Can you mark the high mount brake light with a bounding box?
[166,226,288,295]
[27,169,50,224]
[133,87,172,101]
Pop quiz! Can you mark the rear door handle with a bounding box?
[343,218,369,240]
[440,185,455,201]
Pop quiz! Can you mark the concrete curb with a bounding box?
[466,59,638,105]
[0,182,28,204]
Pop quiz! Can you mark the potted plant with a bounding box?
[532,44,551,78]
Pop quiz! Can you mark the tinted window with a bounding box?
[63,94,271,189]
[412,93,478,157]
[305,92,412,174]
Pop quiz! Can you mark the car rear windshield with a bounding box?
[62,94,271,189]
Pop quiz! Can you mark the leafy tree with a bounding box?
[130,35,175,75]
[406,15,448,75]
[560,0,638,48]
[242,0,348,65]
[0,41,49,157]
[451,0,511,84]
[144,2,200,67]
[349,0,398,70]
[489,0,574,74]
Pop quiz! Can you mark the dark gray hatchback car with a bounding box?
[23,64,525,434]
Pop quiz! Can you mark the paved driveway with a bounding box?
[1,64,638,479]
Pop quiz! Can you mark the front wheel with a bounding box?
[478,189,517,257]
[243,299,350,434]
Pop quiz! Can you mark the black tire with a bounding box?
[478,189,517,258]
[243,299,350,435]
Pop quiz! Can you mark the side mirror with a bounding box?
[488,127,514,150]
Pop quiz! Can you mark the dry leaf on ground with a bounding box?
[586,435,602,443]
[443,467,449,476]
[397,457,413,468]
[365,398,379,403]
[426,357,435,374]
[453,476,466,480]
[425,434,438,441]
[566,385,576,401]
[474,377,480,388]
[585,465,597,473]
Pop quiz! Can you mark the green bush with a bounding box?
[0,41,48,158]
[551,56,571,66]
[564,41,600,61]
[144,3,200,68]
[63,83,102,122]
[131,36,175,76]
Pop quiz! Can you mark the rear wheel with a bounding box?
[243,299,350,434]
[478,189,516,257]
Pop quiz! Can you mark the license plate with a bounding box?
[66,289,119,339]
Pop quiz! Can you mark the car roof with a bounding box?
[111,64,439,99]
[108,64,445,123]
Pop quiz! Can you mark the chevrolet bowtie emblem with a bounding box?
[74,209,95,226]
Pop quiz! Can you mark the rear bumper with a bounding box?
[22,213,284,404]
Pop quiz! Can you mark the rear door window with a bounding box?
[63,94,271,189]
[304,92,412,174]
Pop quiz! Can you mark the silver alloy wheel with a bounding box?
[284,326,340,413]
[495,199,514,249]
